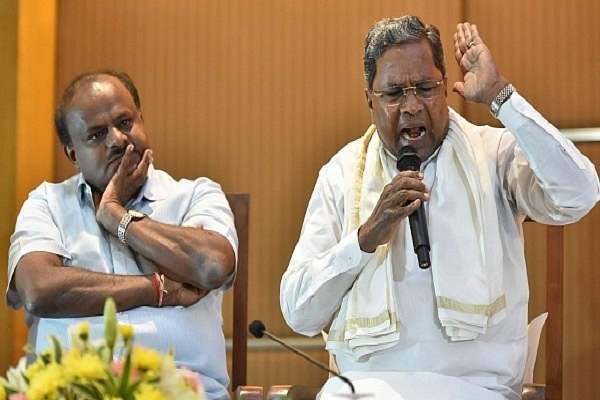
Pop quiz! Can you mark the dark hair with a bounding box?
[54,70,141,146]
[363,15,445,89]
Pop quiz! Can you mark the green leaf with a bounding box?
[71,381,104,400]
[117,347,132,397]
[48,335,63,364]
[102,370,120,396]
[123,379,144,400]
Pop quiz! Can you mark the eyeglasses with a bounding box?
[371,79,445,107]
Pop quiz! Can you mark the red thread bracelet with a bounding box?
[158,274,166,307]
[151,272,166,307]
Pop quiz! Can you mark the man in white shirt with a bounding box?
[280,16,599,399]
[7,70,237,399]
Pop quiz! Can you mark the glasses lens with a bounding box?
[415,81,441,100]
[374,80,443,106]
[377,89,404,105]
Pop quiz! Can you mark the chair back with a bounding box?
[523,222,563,400]
[226,193,250,392]
[543,224,563,400]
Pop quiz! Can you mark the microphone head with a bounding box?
[248,320,266,338]
[396,145,421,171]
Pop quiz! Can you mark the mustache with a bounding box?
[398,115,426,126]
[107,147,126,163]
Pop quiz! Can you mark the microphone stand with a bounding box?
[260,331,356,394]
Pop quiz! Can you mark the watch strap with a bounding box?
[118,211,133,245]
[489,84,516,118]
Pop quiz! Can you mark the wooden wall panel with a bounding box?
[3,0,589,396]
[5,0,58,369]
[562,142,600,400]
[54,1,461,334]
[464,0,600,128]
[227,349,330,392]
[51,0,462,391]
[518,143,600,394]
[0,0,18,377]
[465,2,600,399]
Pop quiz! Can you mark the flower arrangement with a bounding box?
[0,298,205,400]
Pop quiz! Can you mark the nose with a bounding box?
[106,126,129,147]
[400,88,423,115]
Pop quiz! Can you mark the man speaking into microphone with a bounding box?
[280,15,599,400]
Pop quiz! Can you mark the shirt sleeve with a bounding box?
[280,162,376,336]
[498,92,600,223]
[6,184,70,309]
[183,178,238,290]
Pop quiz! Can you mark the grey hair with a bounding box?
[363,15,445,89]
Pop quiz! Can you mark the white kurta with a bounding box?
[280,93,599,400]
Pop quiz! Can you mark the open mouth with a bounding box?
[401,127,426,141]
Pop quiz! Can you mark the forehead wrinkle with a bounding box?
[375,42,439,87]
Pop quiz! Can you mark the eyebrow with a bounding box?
[384,80,435,88]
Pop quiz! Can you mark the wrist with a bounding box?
[357,226,377,253]
[117,209,147,245]
[151,272,167,307]
[96,201,125,232]
[489,83,516,118]
[485,79,511,106]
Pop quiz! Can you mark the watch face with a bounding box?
[128,210,146,219]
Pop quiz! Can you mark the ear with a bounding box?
[365,88,375,123]
[63,145,78,168]
[444,77,448,97]
[365,88,374,110]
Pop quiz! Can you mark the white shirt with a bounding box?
[280,93,599,400]
[7,166,238,400]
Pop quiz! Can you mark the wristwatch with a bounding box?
[117,209,146,245]
[489,84,516,118]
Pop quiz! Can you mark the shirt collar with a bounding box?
[76,164,166,208]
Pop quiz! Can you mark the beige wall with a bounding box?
[1,0,57,376]
[3,0,599,398]
[13,0,58,368]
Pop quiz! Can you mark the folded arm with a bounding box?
[95,149,235,291]
[97,203,235,290]
[13,251,207,318]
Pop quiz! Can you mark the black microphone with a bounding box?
[397,145,431,269]
[248,320,356,394]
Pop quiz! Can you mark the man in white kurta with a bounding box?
[280,16,599,400]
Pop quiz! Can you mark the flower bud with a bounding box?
[78,321,91,341]
[104,297,118,352]
[119,324,134,343]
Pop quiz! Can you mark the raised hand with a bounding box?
[452,22,509,105]
[102,144,154,207]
